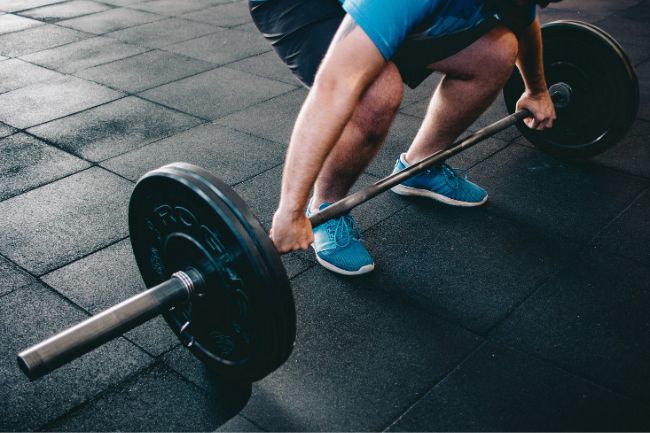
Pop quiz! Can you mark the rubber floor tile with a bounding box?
[182,2,252,27]
[388,342,650,431]
[0,255,34,296]
[19,0,111,23]
[101,122,285,184]
[361,204,578,333]
[0,133,90,201]
[28,96,203,162]
[491,249,650,403]
[20,35,148,73]
[0,0,66,13]
[48,364,241,431]
[0,75,122,129]
[0,58,62,94]
[470,144,648,241]
[240,267,482,431]
[75,49,214,93]
[0,13,44,34]
[0,24,89,57]
[592,119,650,179]
[106,17,220,49]
[215,88,306,145]
[594,187,650,264]
[164,27,270,66]
[139,67,295,121]
[0,167,132,275]
[58,7,162,34]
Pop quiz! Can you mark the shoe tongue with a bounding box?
[318,202,332,211]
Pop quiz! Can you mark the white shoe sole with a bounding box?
[391,184,488,207]
[313,250,375,276]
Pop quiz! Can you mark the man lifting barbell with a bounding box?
[17,7,639,383]
[249,0,563,275]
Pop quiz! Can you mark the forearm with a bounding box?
[276,16,386,216]
[516,17,548,93]
[278,77,364,215]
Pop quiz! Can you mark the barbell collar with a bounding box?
[17,268,203,381]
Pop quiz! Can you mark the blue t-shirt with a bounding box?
[341,0,536,60]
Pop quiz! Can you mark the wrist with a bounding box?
[276,200,307,219]
[525,80,548,95]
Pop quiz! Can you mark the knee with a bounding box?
[353,63,403,143]
[484,29,519,79]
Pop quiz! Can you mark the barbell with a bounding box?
[17,20,639,383]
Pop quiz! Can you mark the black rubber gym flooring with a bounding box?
[1,0,649,431]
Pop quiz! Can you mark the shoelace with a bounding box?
[326,214,362,248]
[440,163,467,190]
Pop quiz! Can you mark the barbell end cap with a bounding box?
[17,352,42,381]
[549,82,573,109]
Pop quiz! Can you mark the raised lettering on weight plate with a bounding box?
[201,225,225,254]
[154,204,177,227]
[175,206,199,228]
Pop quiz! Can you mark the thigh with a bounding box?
[393,18,500,88]
[427,25,518,78]
[249,0,345,87]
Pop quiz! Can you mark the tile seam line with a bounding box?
[238,414,270,432]
[0,21,47,37]
[0,165,95,205]
[480,176,647,338]
[37,358,241,432]
[48,9,168,36]
[483,245,586,338]
[381,339,489,432]
[0,250,38,281]
[0,91,129,137]
[121,85,302,161]
[357,199,583,333]
[122,59,297,114]
[489,339,650,412]
[37,234,130,278]
[584,242,650,267]
[34,360,162,432]
[113,7,252,30]
[382,336,650,432]
[19,128,103,165]
[69,59,221,95]
[18,45,158,77]
[0,1,69,15]
[15,5,119,25]
[0,23,99,58]
[24,112,209,166]
[512,141,650,183]
[99,25,227,53]
[12,53,297,140]
[230,160,286,188]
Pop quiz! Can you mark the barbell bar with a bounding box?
[17,20,639,383]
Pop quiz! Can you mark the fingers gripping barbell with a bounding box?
[17,21,638,383]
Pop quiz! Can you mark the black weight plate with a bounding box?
[503,20,639,158]
[129,163,295,382]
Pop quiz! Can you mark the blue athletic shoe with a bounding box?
[306,201,375,275]
[390,153,488,206]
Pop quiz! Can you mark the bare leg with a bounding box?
[311,62,403,210]
[405,26,519,164]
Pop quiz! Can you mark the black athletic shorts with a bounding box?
[248,0,500,88]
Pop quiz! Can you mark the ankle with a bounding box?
[311,196,338,212]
